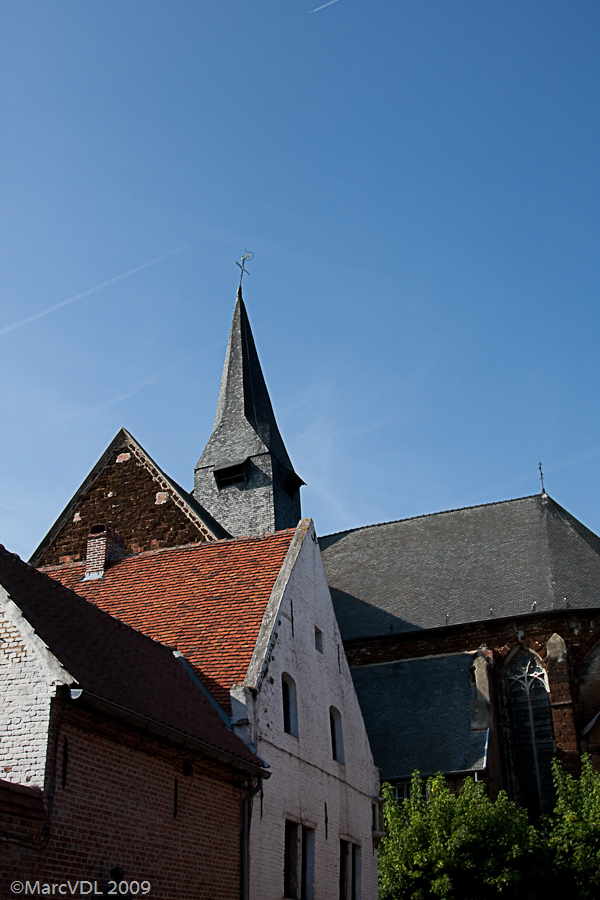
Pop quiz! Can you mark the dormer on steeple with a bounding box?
[193,288,304,536]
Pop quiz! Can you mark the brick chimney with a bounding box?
[84,524,125,580]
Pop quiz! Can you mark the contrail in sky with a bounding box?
[0,238,202,337]
[0,503,51,519]
[309,0,341,13]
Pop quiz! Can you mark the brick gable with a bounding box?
[32,430,227,568]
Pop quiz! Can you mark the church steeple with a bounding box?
[193,288,303,536]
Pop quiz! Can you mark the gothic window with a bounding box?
[330,707,345,764]
[282,673,299,737]
[506,650,555,815]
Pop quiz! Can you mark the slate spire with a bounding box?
[193,287,303,536]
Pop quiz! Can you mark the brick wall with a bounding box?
[343,613,600,669]
[0,607,57,787]
[1,706,246,900]
[36,445,210,567]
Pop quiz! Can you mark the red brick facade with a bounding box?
[1,704,248,900]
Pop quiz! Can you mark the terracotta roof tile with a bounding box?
[0,545,263,769]
[43,530,296,711]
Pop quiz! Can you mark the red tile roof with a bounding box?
[43,530,297,710]
[0,545,264,770]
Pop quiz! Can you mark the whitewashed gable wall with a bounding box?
[0,586,71,788]
[237,520,380,900]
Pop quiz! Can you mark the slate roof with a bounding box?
[350,654,487,780]
[319,495,600,640]
[30,428,230,566]
[197,288,300,474]
[0,544,264,770]
[42,529,297,711]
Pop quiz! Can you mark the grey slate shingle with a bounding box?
[350,654,487,780]
[320,495,600,640]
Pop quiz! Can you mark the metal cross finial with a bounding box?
[236,250,254,287]
[538,461,545,494]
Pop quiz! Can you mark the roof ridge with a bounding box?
[547,497,600,556]
[319,494,542,542]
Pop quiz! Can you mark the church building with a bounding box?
[24,287,381,900]
[3,276,599,899]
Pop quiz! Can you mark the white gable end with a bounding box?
[0,586,72,788]
[236,520,379,900]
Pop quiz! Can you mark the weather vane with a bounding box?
[236,250,254,287]
[538,461,545,494]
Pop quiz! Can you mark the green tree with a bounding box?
[378,773,542,900]
[545,754,600,900]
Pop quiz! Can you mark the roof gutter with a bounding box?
[385,762,488,782]
[67,688,269,778]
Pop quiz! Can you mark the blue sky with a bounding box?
[1,0,598,560]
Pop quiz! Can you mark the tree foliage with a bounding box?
[545,754,600,899]
[378,773,541,900]
[378,756,600,900]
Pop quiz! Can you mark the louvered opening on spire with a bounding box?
[193,287,304,537]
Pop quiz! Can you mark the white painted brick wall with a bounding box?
[0,590,70,789]
[242,521,380,900]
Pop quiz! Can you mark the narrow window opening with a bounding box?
[339,840,361,900]
[283,471,303,500]
[284,821,299,899]
[352,844,361,900]
[339,840,349,900]
[314,627,323,653]
[330,706,345,764]
[282,673,299,737]
[61,738,69,789]
[301,826,315,900]
[285,821,314,900]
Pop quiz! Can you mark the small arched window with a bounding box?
[329,706,345,764]
[282,673,299,737]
